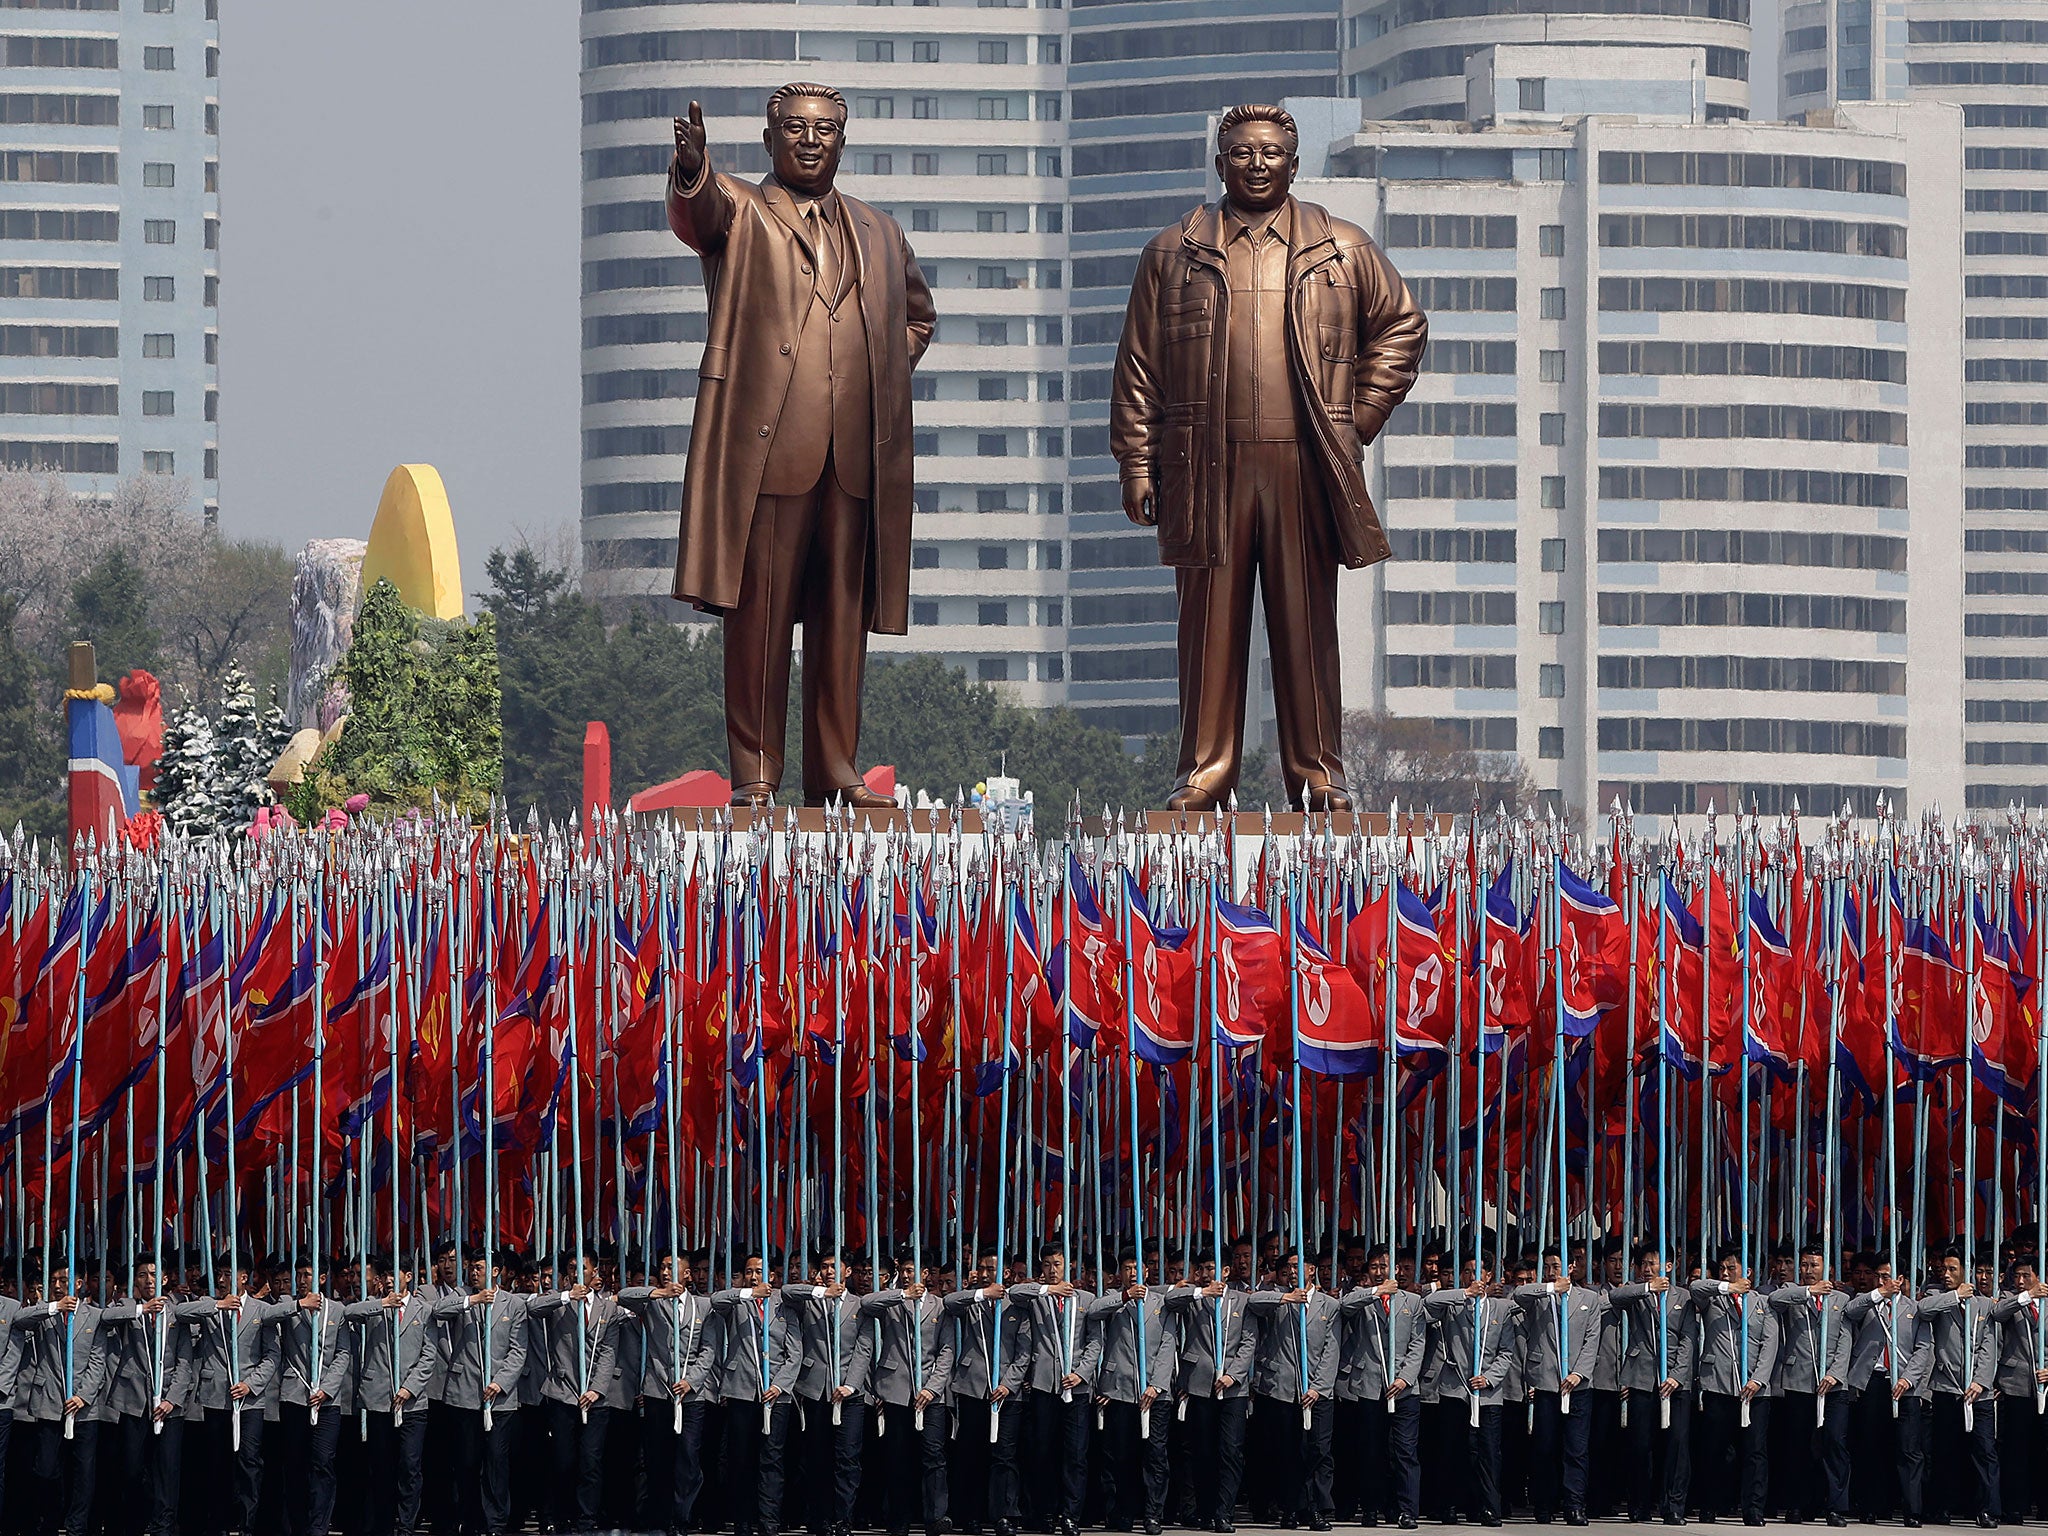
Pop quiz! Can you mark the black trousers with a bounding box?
[638,1397,712,1536]
[1697,1392,1771,1520]
[445,1406,512,1536]
[274,1402,342,1536]
[1098,1400,1169,1526]
[881,1401,948,1533]
[1619,1389,1692,1520]
[949,1399,991,1531]
[1527,1390,1590,1519]
[794,1395,864,1530]
[1585,1388,1624,1516]
[722,1398,793,1535]
[1418,1399,1462,1521]
[360,1410,426,1536]
[1894,1396,1930,1521]
[201,1408,262,1536]
[1267,1396,1333,1521]
[1776,1389,1850,1517]
[108,1415,182,1536]
[541,1400,609,1533]
[1467,1404,1505,1523]
[421,1405,458,1536]
[1024,1390,1089,1526]
[1997,1392,2044,1521]
[26,1417,96,1536]
[1930,1393,2000,1522]
[1180,1395,1247,1524]
[1360,1393,1421,1521]
[987,1395,1025,1523]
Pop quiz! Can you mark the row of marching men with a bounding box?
[1,1233,2045,1536]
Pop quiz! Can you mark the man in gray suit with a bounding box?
[97,1257,201,1536]
[942,1245,1029,1536]
[1088,1251,1179,1535]
[713,1251,803,1536]
[1250,1251,1342,1530]
[620,1251,724,1536]
[780,1250,871,1536]
[1769,1242,1855,1524]
[1165,1237,1259,1533]
[1422,1255,1519,1527]
[1338,1244,1426,1529]
[1690,1248,1781,1525]
[431,1251,529,1536]
[186,1255,286,1536]
[1010,1244,1102,1536]
[1919,1249,2001,1525]
[18,1259,112,1536]
[1611,1247,1694,1526]
[343,1254,439,1536]
[1512,1247,1605,1525]
[1846,1260,1932,1523]
[525,1255,620,1534]
[861,1251,956,1536]
[1992,1255,2048,1522]
[272,1260,357,1536]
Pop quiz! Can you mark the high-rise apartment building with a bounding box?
[1785,2,2048,808]
[1,0,220,516]
[1065,1,1342,737]
[1304,43,1966,820]
[579,0,1072,703]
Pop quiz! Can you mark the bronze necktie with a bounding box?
[807,202,839,302]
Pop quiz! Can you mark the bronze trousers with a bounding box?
[724,450,872,803]
[1174,440,1348,805]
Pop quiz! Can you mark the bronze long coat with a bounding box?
[1109,198,1427,570]
[666,168,936,632]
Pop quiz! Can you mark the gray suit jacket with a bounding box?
[1088,1287,1178,1404]
[277,1299,357,1410]
[1768,1285,1853,1391]
[525,1291,621,1407]
[1422,1289,1517,1405]
[1688,1282,1779,1397]
[1512,1284,1605,1395]
[344,1293,440,1412]
[1619,1289,1697,1392]
[618,1289,723,1398]
[185,1296,286,1419]
[941,1288,1030,1399]
[1919,1288,1998,1396]
[1164,1284,1258,1399]
[1340,1287,1428,1401]
[711,1288,801,1403]
[1995,1293,2045,1397]
[96,1301,198,1420]
[1010,1284,1103,1394]
[19,1300,112,1422]
[860,1289,954,1406]
[1844,1289,1930,1397]
[1249,1288,1341,1402]
[781,1285,872,1402]
[430,1291,530,1411]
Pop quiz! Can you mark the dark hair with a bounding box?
[1216,104,1299,153]
[767,82,848,125]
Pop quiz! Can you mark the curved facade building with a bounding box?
[0,0,220,515]
[579,1,1071,704]
[1341,0,1753,123]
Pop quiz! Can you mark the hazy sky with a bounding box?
[216,0,583,603]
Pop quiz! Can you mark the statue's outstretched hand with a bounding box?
[1122,475,1157,528]
[673,101,706,183]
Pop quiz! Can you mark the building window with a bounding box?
[913,601,939,626]
[1037,259,1062,289]
[144,104,173,129]
[913,41,941,63]
[1539,149,1568,181]
[855,98,895,120]
[978,601,1009,626]
[978,39,1010,64]
[912,376,937,401]
[977,264,1013,290]
[913,431,939,455]
[1040,371,1064,401]
[1518,77,1546,111]
[977,209,1009,233]
[1038,92,1063,120]
[977,152,1010,174]
[143,451,175,474]
[1038,35,1061,63]
[1038,316,1062,345]
[1539,412,1565,444]
[144,220,175,245]
[912,95,938,118]
[1539,349,1565,382]
[911,208,934,231]
[144,0,174,10]
[1539,663,1565,698]
[978,376,1008,400]
[144,46,175,70]
[1043,599,1063,627]
[856,39,896,61]
[1539,600,1565,634]
[978,658,1009,681]
[1039,539,1063,570]
[912,545,940,569]
[978,489,1011,512]
[1540,224,1565,256]
[143,333,174,358]
[144,276,175,300]
[1540,287,1566,320]
[977,432,1009,456]
[1037,204,1063,232]
[1540,476,1565,509]
[142,391,174,416]
[1039,428,1064,457]
[1538,726,1564,758]
[1036,150,1061,177]
[977,321,1008,346]
[144,162,175,188]
[978,544,1009,569]
[204,389,217,421]
[1541,537,1566,570]
[1041,653,1065,681]
[912,153,938,175]
[857,152,894,174]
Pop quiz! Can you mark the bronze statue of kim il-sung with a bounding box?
[665,85,936,809]
[1111,104,1427,814]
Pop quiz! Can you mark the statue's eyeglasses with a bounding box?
[1223,144,1293,166]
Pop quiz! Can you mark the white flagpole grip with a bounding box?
[1469,1395,1480,1429]
[1620,1396,1629,1430]
[1560,1389,1572,1416]
[310,1402,321,1427]
[916,1405,926,1432]
[1661,1397,1671,1430]
[1964,1400,1974,1434]
[1140,1407,1151,1440]
[484,1402,495,1434]
[1816,1394,1825,1428]
[988,1402,999,1444]
[395,1403,405,1430]
[63,1411,74,1441]
[832,1398,842,1426]
[1740,1398,1751,1429]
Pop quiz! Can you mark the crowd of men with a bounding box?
[2,1231,2046,1536]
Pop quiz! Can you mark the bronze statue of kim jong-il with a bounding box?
[1111,104,1428,814]
[666,85,935,809]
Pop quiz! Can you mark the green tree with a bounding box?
[67,545,160,683]
[0,596,62,837]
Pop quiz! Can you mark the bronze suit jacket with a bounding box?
[665,167,936,632]
[1110,197,1427,570]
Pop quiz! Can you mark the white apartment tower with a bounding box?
[1,0,220,516]
[579,0,1071,703]
[1785,2,2048,809]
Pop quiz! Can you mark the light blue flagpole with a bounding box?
[1548,842,1571,1416]
[1735,826,1752,1428]
[1655,845,1672,1430]
[63,857,92,1441]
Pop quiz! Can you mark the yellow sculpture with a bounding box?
[360,464,464,621]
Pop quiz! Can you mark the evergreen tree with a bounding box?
[213,664,279,830]
[66,545,161,683]
[156,703,225,837]
[0,595,62,838]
